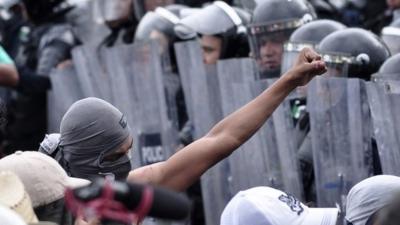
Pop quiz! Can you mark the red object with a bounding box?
[65,179,154,224]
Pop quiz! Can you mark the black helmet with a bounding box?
[281,19,346,73]
[290,19,346,44]
[248,0,316,78]
[318,28,391,80]
[22,0,73,24]
[372,53,400,82]
[174,1,251,59]
[381,19,400,56]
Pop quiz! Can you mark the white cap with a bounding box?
[220,186,338,225]
[0,204,27,225]
[0,151,90,207]
[346,175,400,225]
[0,171,38,224]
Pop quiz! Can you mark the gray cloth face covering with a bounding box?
[59,97,132,180]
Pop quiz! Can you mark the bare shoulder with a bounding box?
[127,162,166,186]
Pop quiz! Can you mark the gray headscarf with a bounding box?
[59,97,132,180]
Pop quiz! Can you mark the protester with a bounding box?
[0,205,28,225]
[346,175,400,225]
[0,151,90,224]
[220,186,339,225]
[0,171,58,225]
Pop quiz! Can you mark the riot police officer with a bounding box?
[3,0,79,154]
[247,0,316,78]
[175,1,251,64]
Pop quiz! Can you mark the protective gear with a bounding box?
[135,5,187,67]
[291,19,346,44]
[135,4,186,42]
[381,19,400,56]
[174,1,251,59]
[367,82,400,176]
[318,28,391,80]
[247,0,316,78]
[36,24,76,76]
[47,65,84,133]
[59,98,132,181]
[281,19,346,74]
[308,77,373,210]
[371,54,400,82]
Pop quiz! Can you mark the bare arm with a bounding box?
[0,64,19,87]
[128,48,327,191]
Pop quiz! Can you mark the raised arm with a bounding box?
[128,48,326,191]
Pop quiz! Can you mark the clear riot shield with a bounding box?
[126,41,180,169]
[217,58,258,117]
[219,72,304,201]
[71,44,112,101]
[367,81,400,176]
[217,58,282,192]
[175,40,229,225]
[308,77,373,211]
[225,80,285,192]
[270,82,305,199]
[48,65,84,132]
[218,58,304,199]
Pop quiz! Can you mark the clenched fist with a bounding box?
[285,47,327,87]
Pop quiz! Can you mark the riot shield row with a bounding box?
[175,41,400,224]
[48,39,400,225]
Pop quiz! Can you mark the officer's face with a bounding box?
[257,33,285,73]
[201,35,222,65]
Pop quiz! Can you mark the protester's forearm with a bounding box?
[206,73,297,154]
